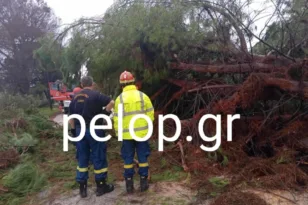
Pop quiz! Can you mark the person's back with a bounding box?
[72,89,110,126]
[113,71,154,194]
[69,76,115,198]
[115,84,154,139]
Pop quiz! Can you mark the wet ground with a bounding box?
[44,181,197,205]
[53,114,64,126]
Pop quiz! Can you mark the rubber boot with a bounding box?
[79,181,87,198]
[140,176,149,192]
[96,179,114,196]
[125,177,134,194]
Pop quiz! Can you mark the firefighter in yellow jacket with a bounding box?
[113,71,154,193]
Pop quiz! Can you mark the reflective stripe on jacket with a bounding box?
[113,85,154,140]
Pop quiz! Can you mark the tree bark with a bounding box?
[211,73,308,114]
[170,62,287,73]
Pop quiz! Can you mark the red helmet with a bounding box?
[119,71,135,84]
[73,87,82,94]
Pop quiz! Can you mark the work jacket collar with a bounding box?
[123,85,137,92]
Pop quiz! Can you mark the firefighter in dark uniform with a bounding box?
[69,76,115,198]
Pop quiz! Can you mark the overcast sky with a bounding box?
[46,0,114,25]
[46,0,275,45]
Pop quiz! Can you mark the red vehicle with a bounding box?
[48,80,73,113]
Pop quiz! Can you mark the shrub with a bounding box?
[209,177,230,189]
[0,92,40,112]
[0,92,40,119]
[25,114,60,138]
[10,133,38,153]
[2,162,47,196]
[26,114,54,131]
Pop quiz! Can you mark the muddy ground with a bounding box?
[42,181,197,205]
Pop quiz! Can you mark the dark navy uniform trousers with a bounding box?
[75,126,108,182]
[121,140,151,178]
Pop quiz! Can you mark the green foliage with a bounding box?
[160,158,167,168]
[208,177,230,189]
[207,148,229,166]
[63,181,79,190]
[7,198,24,205]
[2,162,47,196]
[221,155,229,167]
[151,167,187,182]
[38,107,59,118]
[26,114,54,131]
[26,114,61,138]
[34,34,63,73]
[70,2,205,94]
[34,31,87,88]
[195,176,230,199]
[276,155,291,164]
[38,0,257,96]
[0,134,10,151]
[61,31,89,87]
[10,133,37,147]
[253,0,308,57]
[0,93,65,205]
[0,93,39,118]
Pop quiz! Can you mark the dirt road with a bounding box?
[53,114,63,126]
[46,181,197,205]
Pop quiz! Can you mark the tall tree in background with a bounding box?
[61,30,89,88]
[33,34,63,99]
[0,0,58,94]
[253,0,308,58]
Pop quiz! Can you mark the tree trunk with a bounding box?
[170,62,287,74]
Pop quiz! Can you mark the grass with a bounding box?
[207,176,230,198]
[151,166,187,182]
[0,104,71,205]
[208,177,230,189]
[39,106,60,118]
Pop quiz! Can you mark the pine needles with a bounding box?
[2,162,47,196]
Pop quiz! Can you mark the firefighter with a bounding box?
[113,71,155,193]
[69,76,115,198]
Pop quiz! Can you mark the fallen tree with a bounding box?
[149,56,308,194]
[170,62,288,74]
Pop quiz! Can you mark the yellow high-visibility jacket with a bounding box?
[113,85,155,140]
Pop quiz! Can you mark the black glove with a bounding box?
[69,129,77,146]
[102,108,111,116]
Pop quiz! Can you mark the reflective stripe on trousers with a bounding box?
[121,140,150,178]
[75,127,108,182]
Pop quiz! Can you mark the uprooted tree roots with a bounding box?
[148,56,308,196]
